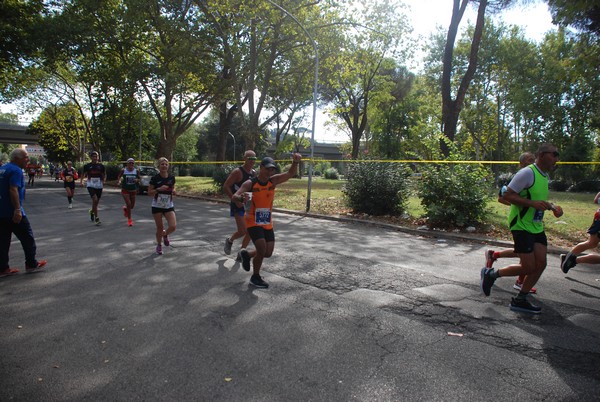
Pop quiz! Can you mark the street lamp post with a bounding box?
[228,132,236,161]
[265,0,318,213]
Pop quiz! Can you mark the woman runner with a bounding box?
[117,158,141,226]
[60,161,78,209]
[148,157,176,255]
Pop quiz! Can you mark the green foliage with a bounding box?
[105,163,122,181]
[212,164,236,192]
[418,163,491,228]
[324,167,339,180]
[342,160,412,216]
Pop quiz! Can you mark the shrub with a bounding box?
[324,167,339,180]
[191,164,216,177]
[342,161,412,216]
[418,163,490,228]
[105,163,122,181]
[212,164,236,191]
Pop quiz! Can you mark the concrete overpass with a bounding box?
[0,123,39,144]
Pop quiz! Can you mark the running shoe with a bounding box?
[89,209,95,222]
[0,268,19,278]
[224,237,233,255]
[513,280,537,294]
[239,249,251,272]
[128,219,133,227]
[236,252,242,262]
[68,203,72,209]
[480,267,497,296]
[122,205,127,217]
[509,297,541,314]
[485,249,496,268]
[95,217,101,226]
[163,234,170,246]
[560,252,577,274]
[250,274,269,288]
[156,244,163,255]
[26,260,47,273]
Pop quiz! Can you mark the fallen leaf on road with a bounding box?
[447,332,464,337]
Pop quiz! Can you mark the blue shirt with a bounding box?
[0,162,26,218]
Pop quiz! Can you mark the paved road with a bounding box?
[2,178,599,401]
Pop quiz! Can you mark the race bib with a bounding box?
[533,209,544,223]
[126,176,136,184]
[89,177,102,188]
[66,176,73,182]
[156,193,171,209]
[255,208,271,225]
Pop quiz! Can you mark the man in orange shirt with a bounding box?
[233,153,301,288]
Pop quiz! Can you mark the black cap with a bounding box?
[260,157,278,169]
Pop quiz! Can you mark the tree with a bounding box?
[320,0,411,159]
[28,103,84,163]
[196,0,327,159]
[0,0,45,101]
[547,0,600,37]
[441,0,489,156]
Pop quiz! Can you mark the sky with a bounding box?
[1,1,556,143]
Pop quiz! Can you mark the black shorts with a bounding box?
[230,202,245,217]
[87,188,103,199]
[152,207,175,214]
[64,182,75,189]
[247,226,275,243]
[511,230,547,254]
[587,211,600,236]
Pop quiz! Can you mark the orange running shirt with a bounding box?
[245,177,275,230]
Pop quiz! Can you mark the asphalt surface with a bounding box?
[1,178,599,401]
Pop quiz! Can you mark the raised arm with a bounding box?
[270,153,301,186]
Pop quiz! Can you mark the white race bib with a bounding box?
[255,208,271,225]
[156,193,171,209]
[88,177,102,188]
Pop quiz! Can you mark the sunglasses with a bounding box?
[542,151,560,157]
[247,157,257,160]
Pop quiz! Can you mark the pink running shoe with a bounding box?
[156,245,163,255]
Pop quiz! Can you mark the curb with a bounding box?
[176,193,569,256]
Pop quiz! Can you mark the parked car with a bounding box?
[566,180,600,193]
[138,166,159,194]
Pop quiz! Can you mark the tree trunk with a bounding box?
[216,101,237,161]
[441,0,488,156]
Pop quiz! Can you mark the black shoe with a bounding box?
[480,267,496,296]
[509,297,541,314]
[89,209,95,222]
[560,252,577,274]
[239,249,251,272]
[250,274,269,288]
